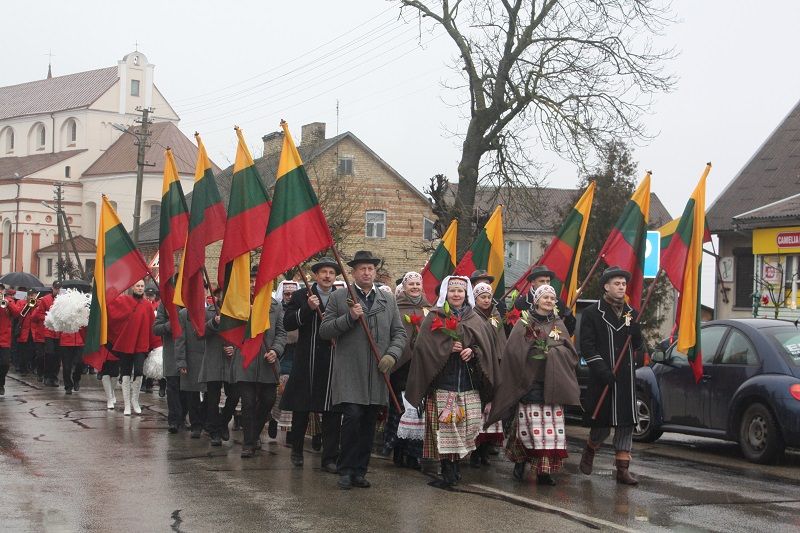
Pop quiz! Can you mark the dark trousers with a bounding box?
[165,375,189,427]
[60,346,83,391]
[238,382,277,449]
[0,347,10,387]
[18,338,38,373]
[291,410,342,466]
[185,391,205,430]
[204,381,240,437]
[44,338,60,380]
[118,352,146,377]
[338,403,380,477]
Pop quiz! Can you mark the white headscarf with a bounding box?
[435,275,476,308]
[275,280,300,302]
[395,284,404,297]
[533,284,557,305]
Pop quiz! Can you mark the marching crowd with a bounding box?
[0,250,645,490]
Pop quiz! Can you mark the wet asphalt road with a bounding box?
[1,372,799,533]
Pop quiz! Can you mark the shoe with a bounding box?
[579,445,596,475]
[378,444,392,458]
[405,456,420,470]
[487,444,500,456]
[131,376,143,414]
[73,382,80,392]
[351,476,371,488]
[268,419,278,439]
[158,386,166,398]
[321,462,338,474]
[393,447,405,467]
[290,454,304,467]
[512,462,526,482]
[65,389,72,395]
[537,473,556,486]
[222,427,230,442]
[337,475,352,490]
[479,443,491,466]
[615,459,639,486]
[0,386,4,396]
[454,461,462,481]
[255,439,263,450]
[440,460,457,486]
[470,451,481,468]
[241,447,255,458]
[210,435,222,446]
[311,434,322,451]
[191,428,202,439]
[121,376,132,416]
[101,375,116,410]
[168,424,178,434]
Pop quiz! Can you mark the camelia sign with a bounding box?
[777,231,800,248]
[753,226,800,254]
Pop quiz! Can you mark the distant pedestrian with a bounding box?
[174,308,208,438]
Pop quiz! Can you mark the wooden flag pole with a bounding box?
[331,246,403,413]
[591,269,662,420]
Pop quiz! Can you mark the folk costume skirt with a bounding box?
[476,402,505,446]
[271,374,293,431]
[505,403,568,474]
[423,389,482,460]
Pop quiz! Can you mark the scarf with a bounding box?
[603,293,625,318]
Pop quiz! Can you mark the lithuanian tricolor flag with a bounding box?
[660,164,710,382]
[217,127,271,362]
[420,219,457,303]
[512,182,595,306]
[83,196,151,371]
[254,120,332,296]
[176,133,226,337]
[158,149,189,337]
[454,205,505,300]
[597,173,651,311]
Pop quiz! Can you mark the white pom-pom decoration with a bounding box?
[144,346,164,379]
[45,289,91,333]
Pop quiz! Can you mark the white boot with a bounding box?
[101,375,116,410]
[121,376,132,416]
[131,376,143,415]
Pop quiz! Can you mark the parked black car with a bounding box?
[633,319,800,463]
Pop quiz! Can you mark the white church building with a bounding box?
[0,51,204,283]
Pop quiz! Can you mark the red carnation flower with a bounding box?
[409,314,423,327]
[445,316,459,330]
[431,315,444,331]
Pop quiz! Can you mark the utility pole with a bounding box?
[54,182,65,282]
[132,106,155,245]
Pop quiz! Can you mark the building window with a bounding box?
[507,240,531,264]
[423,217,436,241]
[365,211,386,238]
[1,219,11,257]
[338,157,354,175]
[150,204,161,220]
[131,79,140,96]
[37,124,46,149]
[68,120,77,144]
[733,247,754,308]
[2,128,14,153]
[46,258,54,277]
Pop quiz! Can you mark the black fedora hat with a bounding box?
[347,250,381,268]
[599,266,631,287]
[311,256,341,274]
[470,269,494,284]
[526,264,556,282]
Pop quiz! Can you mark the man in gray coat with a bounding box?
[154,302,187,433]
[175,307,209,439]
[320,250,407,490]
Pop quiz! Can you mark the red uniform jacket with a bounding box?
[15,298,45,343]
[58,327,86,347]
[37,293,59,339]
[107,295,159,354]
[0,295,21,348]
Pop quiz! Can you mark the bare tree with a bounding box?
[399,0,675,255]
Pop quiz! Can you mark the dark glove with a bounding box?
[599,366,616,386]
[378,354,395,373]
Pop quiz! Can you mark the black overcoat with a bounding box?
[280,284,336,413]
[579,298,643,428]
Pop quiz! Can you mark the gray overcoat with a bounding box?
[231,298,286,384]
[319,286,407,406]
[198,304,233,384]
[153,302,178,378]
[174,308,207,393]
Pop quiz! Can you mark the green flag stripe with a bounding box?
[266,166,320,233]
[468,231,492,269]
[615,201,647,249]
[226,166,270,218]
[159,182,188,237]
[104,223,137,266]
[427,244,455,277]
[189,169,224,230]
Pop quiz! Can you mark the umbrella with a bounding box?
[61,279,92,293]
[0,272,43,289]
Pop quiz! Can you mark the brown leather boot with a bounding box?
[579,445,596,475]
[615,459,639,485]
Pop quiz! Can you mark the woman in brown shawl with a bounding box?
[406,276,500,486]
[470,282,507,467]
[485,284,580,485]
[382,271,431,469]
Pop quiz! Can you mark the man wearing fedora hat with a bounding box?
[281,257,344,472]
[578,266,644,486]
[320,250,407,489]
[514,265,576,336]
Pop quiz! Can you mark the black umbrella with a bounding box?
[61,279,92,293]
[0,272,43,289]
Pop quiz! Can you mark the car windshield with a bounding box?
[763,325,800,366]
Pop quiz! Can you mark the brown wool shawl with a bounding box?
[393,291,432,369]
[476,304,507,359]
[405,305,500,407]
[485,315,581,428]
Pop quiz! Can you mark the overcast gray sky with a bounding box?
[4,0,799,306]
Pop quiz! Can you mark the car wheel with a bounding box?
[738,403,785,464]
[632,393,662,443]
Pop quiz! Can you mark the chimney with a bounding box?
[301,122,326,147]
[262,131,284,158]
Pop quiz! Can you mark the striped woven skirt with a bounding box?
[505,402,568,474]
[423,389,482,460]
[397,393,425,441]
[271,375,293,430]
